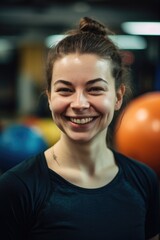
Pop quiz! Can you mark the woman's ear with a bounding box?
[46,90,52,111]
[115,84,126,110]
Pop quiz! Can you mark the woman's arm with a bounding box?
[0,172,30,240]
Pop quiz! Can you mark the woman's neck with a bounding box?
[45,133,118,188]
[52,134,113,173]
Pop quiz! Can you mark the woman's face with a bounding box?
[48,53,124,143]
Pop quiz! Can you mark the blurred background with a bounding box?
[0,0,160,118]
[0,0,160,174]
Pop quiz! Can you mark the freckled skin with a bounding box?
[47,53,123,143]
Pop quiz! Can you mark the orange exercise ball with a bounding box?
[114,92,160,176]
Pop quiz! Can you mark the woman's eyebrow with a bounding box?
[53,78,108,86]
[86,78,108,85]
[54,80,72,86]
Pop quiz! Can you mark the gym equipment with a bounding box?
[114,92,160,176]
[22,116,61,146]
[0,124,48,172]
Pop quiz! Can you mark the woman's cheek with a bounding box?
[50,97,68,114]
[97,97,112,113]
[100,97,116,124]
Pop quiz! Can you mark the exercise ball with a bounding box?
[21,116,61,146]
[114,92,160,176]
[0,124,48,172]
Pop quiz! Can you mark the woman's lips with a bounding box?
[70,117,93,125]
[65,116,99,125]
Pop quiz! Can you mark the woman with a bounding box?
[0,17,159,240]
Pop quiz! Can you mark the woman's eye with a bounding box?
[88,87,104,94]
[56,88,73,95]
[59,88,72,92]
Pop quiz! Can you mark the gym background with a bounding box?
[0,0,160,176]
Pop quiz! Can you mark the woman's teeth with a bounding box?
[70,117,93,124]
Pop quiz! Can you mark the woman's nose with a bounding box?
[70,92,90,110]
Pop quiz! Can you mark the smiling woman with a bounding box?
[47,53,120,143]
[0,16,159,240]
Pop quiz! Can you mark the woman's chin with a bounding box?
[64,131,96,144]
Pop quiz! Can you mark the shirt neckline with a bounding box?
[42,151,123,194]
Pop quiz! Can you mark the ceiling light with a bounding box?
[109,35,147,50]
[121,22,160,35]
[45,34,147,50]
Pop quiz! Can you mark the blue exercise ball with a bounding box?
[0,124,48,172]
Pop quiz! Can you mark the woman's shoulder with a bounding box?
[113,150,159,192]
[0,152,51,232]
[114,150,157,175]
[0,152,49,195]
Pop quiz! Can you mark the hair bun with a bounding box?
[79,17,108,36]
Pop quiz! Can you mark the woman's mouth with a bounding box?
[70,117,94,125]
